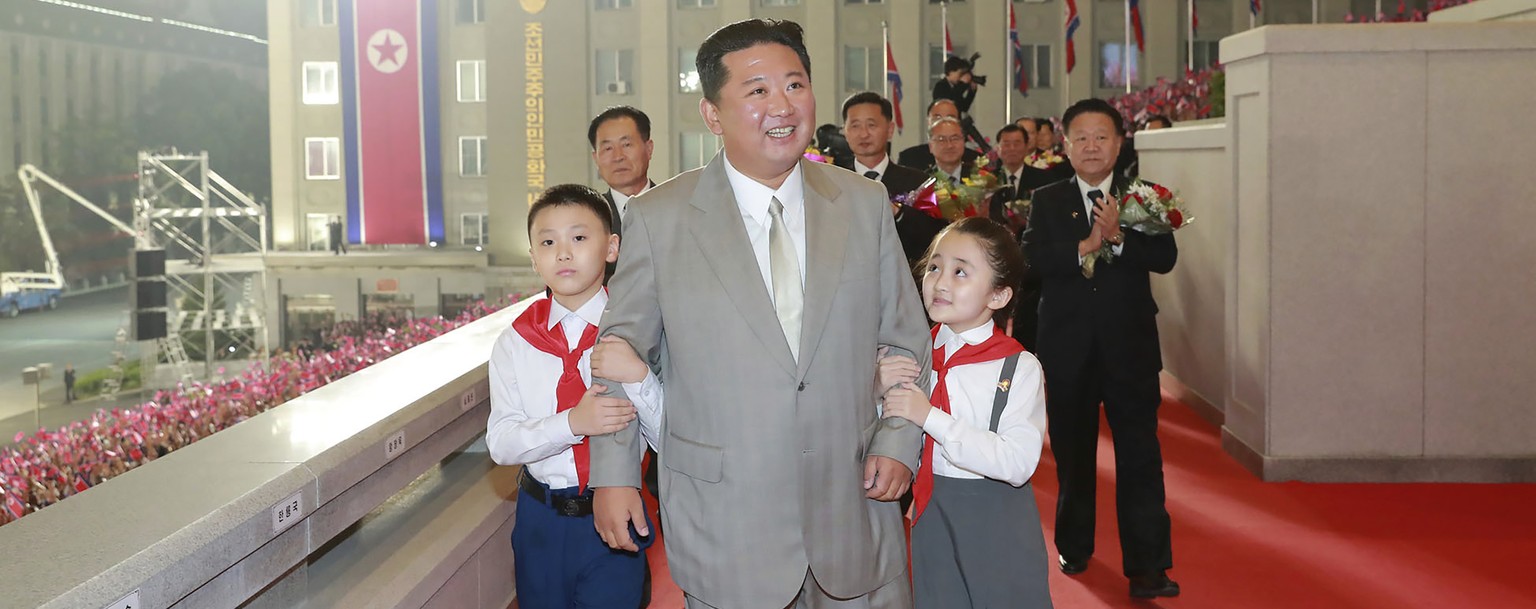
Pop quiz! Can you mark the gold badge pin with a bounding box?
[997,379,1012,392]
[1071,211,1079,218]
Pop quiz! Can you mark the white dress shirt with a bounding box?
[1076,174,1125,259]
[486,290,663,489]
[854,156,892,181]
[920,321,1048,487]
[722,152,808,296]
[608,182,651,221]
[1002,164,1025,187]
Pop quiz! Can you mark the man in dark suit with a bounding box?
[988,124,1049,351]
[896,99,980,170]
[587,107,661,604]
[588,106,657,239]
[840,91,945,270]
[988,123,1053,230]
[1023,98,1180,600]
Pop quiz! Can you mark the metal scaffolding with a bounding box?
[136,150,269,380]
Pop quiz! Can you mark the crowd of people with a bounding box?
[0,302,508,526]
[490,17,1189,609]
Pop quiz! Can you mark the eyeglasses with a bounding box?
[929,135,964,144]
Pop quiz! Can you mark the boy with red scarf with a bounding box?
[486,184,662,608]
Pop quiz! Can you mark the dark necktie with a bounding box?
[864,170,880,181]
[1087,189,1104,224]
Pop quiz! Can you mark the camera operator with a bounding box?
[931,54,992,153]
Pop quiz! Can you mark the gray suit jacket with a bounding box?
[591,155,932,608]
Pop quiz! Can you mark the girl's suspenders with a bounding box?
[988,354,1022,433]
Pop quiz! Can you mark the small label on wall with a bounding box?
[104,590,141,609]
[385,430,406,460]
[272,492,304,535]
[460,385,479,412]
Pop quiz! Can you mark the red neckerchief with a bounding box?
[909,324,1024,524]
[511,296,601,491]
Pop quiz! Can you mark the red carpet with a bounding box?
[641,393,1536,608]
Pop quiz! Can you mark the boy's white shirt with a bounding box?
[920,320,1048,487]
[486,290,664,489]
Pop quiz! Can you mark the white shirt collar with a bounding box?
[853,155,890,178]
[723,151,805,227]
[934,320,997,361]
[937,163,964,183]
[1076,174,1114,201]
[608,182,651,216]
[546,288,607,332]
[1002,163,1025,183]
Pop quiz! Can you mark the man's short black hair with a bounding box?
[1062,98,1126,137]
[526,184,614,237]
[697,19,811,104]
[1038,119,1056,132]
[996,124,1027,142]
[943,55,971,74]
[841,91,893,122]
[1144,114,1173,130]
[587,106,652,149]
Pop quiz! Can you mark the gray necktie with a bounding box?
[768,197,803,360]
[864,170,880,180]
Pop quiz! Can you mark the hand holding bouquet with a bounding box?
[1082,179,1193,278]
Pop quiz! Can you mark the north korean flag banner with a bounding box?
[340,0,445,245]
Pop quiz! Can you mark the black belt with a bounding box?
[519,471,594,517]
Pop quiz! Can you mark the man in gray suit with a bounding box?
[589,19,932,609]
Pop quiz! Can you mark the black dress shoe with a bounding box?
[1129,573,1181,598]
[1058,555,1089,575]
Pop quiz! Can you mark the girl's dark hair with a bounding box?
[916,217,1026,325]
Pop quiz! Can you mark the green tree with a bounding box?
[136,64,271,202]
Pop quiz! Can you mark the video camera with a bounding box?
[965,52,988,87]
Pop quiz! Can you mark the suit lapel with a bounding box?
[797,161,850,378]
[686,154,798,376]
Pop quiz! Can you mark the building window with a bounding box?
[843,46,879,93]
[595,0,634,8]
[1021,44,1052,89]
[459,136,486,177]
[457,0,486,24]
[306,213,331,251]
[679,132,718,172]
[456,60,485,102]
[1185,40,1219,71]
[678,48,700,93]
[303,0,336,27]
[1099,42,1139,88]
[678,0,717,7]
[305,137,340,179]
[595,49,634,96]
[846,0,883,3]
[302,62,339,105]
[762,0,800,5]
[461,213,489,245]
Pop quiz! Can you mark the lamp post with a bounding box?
[21,363,52,431]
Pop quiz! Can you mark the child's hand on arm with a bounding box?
[567,385,637,437]
[875,346,921,397]
[591,336,649,384]
[882,383,934,427]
